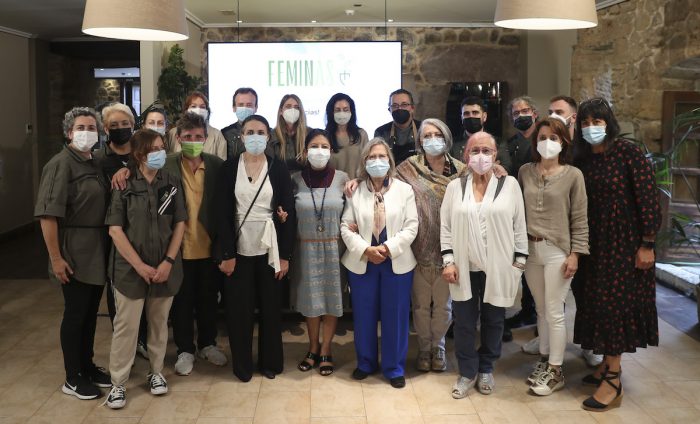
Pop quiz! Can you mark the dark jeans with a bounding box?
[224,254,283,382]
[452,271,505,379]
[61,279,104,381]
[520,274,536,317]
[172,258,219,354]
[107,279,147,346]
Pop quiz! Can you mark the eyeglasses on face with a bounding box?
[512,107,532,118]
[388,102,413,111]
[468,147,494,156]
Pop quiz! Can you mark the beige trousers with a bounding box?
[109,288,173,386]
[411,264,452,352]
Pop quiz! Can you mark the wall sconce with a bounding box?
[82,0,189,41]
[494,0,598,30]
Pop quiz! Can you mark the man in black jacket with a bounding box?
[221,87,259,160]
[374,89,422,165]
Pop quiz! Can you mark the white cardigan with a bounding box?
[440,174,528,307]
[341,179,418,275]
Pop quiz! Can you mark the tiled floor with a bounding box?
[1,278,699,423]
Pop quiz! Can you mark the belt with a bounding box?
[527,234,545,242]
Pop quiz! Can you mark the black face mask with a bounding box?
[462,117,483,134]
[109,128,133,146]
[513,115,534,132]
[392,109,411,125]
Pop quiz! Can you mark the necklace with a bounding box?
[244,157,264,183]
[307,169,329,233]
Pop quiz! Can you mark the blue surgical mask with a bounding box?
[422,137,446,156]
[146,150,166,170]
[365,158,390,178]
[244,134,267,155]
[235,107,254,122]
[582,126,607,145]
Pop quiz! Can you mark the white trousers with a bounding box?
[524,240,571,366]
[411,264,452,352]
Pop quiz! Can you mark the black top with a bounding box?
[221,122,245,160]
[214,154,297,262]
[374,119,422,165]
[504,132,532,176]
[94,143,130,184]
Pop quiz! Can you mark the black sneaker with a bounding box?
[105,385,126,409]
[85,366,112,388]
[62,377,101,400]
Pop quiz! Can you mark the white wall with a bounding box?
[0,31,34,234]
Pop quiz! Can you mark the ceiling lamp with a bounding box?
[82,0,188,41]
[494,0,598,30]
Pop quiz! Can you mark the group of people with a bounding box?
[35,86,660,413]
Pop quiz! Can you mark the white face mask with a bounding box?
[146,125,166,136]
[334,111,351,125]
[189,107,209,120]
[549,112,571,128]
[282,108,300,124]
[537,139,563,159]
[71,130,98,152]
[307,148,331,169]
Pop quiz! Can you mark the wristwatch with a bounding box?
[163,256,175,264]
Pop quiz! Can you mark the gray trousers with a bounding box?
[452,271,505,379]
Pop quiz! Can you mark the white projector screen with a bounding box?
[207,41,402,136]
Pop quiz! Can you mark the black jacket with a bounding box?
[214,154,297,262]
[374,119,422,165]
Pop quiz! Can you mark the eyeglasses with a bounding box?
[512,107,532,118]
[468,147,495,156]
[388,102,413,111]
[580,98,613,112]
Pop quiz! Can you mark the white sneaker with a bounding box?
[148,372,168,395]
[522,336,540,355]
[105,385,126,409]
[527,358,548,385]
[174,352,195,375]
[197,345,227,366]
[530,366,565,396]
[582,349,603,367]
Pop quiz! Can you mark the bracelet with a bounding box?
[640,240,655,249]
[163,256,175,264]
[442,261,455,269]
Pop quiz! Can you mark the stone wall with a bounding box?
[201,26,524,133]
[96,79,121,105]
[571,0,700,151]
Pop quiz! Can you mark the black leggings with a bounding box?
[61,279,104,380]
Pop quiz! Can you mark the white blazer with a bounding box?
[440,175,528,307]
[341,179,418,275]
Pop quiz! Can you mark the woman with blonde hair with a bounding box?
[269,94,309,172]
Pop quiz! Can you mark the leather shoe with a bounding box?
[390,376,406,388]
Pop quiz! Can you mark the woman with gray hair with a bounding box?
[35,107,111,400]
[395,118,467,372]
[340,138,418,388]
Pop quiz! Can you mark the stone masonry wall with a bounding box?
[201,26,524,133]
[571,0,700,151]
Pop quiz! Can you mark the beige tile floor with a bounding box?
[1,279,699,424]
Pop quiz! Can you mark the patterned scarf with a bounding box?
[367,178,391,242]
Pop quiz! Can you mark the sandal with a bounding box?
[582,368,623,412]
[297,351,319,372]
[319,355,334,376]
[452,376,475,399]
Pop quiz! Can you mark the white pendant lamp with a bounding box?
[82,0,189,41]
[494,0,598,30]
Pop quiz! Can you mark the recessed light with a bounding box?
[311,20,317,23]
[236,20,243,23]
[387,19,394,23]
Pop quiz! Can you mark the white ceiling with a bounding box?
[0,0,625,40]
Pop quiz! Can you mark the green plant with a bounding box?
[157,44,203,124]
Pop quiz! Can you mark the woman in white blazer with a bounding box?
[341,138,418,389]
[440,132,527,399]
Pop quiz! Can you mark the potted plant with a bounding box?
[157,44,203,124]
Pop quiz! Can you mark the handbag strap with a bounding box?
[236,158,272,238]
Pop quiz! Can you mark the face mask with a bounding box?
[365,158,391,178]
[549,113,570,127]
[71,130,98,152]
[146,125,166,136]
[513,115,534,132]
[391,109,411,125]
[334,111,352,125]
[537,139,562,159]
[282,108,300,124]
[235,107,254,122]
[307,148,331,169]
[582,126,607,145]
[180,141,204,158]
[146,150,166,170]
[422,137,446,156]
[190,107,209,120]
[244,134,268,155]
[469,153,493,175]
[109,127,132,146]
[462,117,483,134]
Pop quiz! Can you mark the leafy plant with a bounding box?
[157,44,203,124]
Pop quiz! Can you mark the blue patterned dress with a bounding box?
[291,169,349,317]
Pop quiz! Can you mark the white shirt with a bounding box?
[235,156,275,260]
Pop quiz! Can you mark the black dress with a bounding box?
[573,139,662,355]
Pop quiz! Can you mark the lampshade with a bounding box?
[494,0,598,30]
[82,0,189,41]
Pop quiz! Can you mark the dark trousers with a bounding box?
[348,259,413,379]
[107,279,147,346]
[520,275,536,317]
[224,254,283,382]
[172,258,219,354]
[60,279,105,381]
[452,271,505,379]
